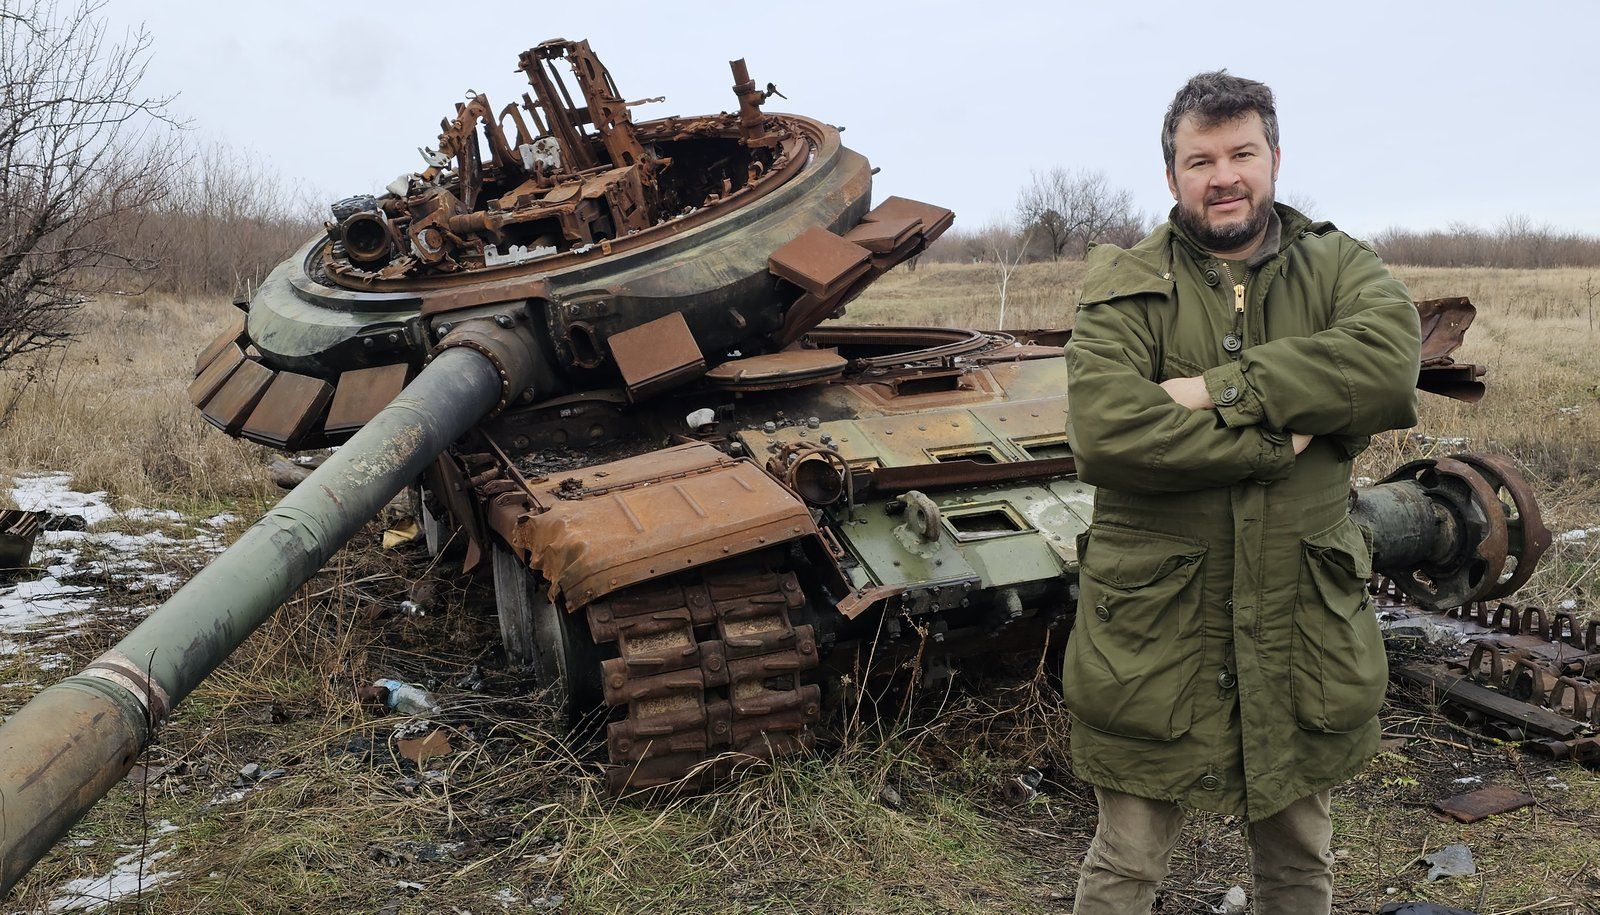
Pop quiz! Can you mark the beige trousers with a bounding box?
[1072,786,1333,915]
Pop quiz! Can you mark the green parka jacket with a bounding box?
[1062,203,1421,820]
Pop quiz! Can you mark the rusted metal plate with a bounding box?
[862,195,954,243]
[187,342,246,408]
[200,358,275,433]
[194,314,246,377]
[324,364,409,435]
[510,442,816,607]
[843,215,922,254]
[241,372,334,448]
[768,226,872,299]
[0,509,47,570]
[607,312,705,401]
[704,348,845,390]
[1417,297,1475,365]
[1432,785,1535,823]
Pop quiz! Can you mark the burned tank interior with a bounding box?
[319,39,800,283]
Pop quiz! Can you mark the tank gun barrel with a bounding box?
[0,323,533,893]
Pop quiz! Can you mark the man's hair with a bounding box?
[1161,71,1279,173]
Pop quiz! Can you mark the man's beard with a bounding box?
[1175,188,1274,254]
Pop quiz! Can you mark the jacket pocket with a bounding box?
[1063,523,1207,741]
[1290,514,1387,733]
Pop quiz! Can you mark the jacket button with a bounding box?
[1218,669,1237,689]
[1204,268,1219,286]
[1222,333,1242,353]
[1094,605,1112,622]
[1218,386,1239,404]
[1200,774,1221,790]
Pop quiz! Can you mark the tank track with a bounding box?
[582,551,822,792]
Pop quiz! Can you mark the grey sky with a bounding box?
[104,0,1600,239]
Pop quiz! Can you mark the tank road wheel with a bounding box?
[581,549,823,793]
[491,540,600,721]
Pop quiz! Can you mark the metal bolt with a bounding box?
[807,416,820,429]
[362,337,374,347]
[436,323,452,338]
[763,421,777,433]
[495,314,513,328]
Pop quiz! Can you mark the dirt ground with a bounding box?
[0,262,1597,913]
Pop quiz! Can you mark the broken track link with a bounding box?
[582,550,822,792]
[1374,576,1600,758]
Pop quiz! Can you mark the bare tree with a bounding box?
[977,221,1026,329]
[0,0,181,369]
[1015,168,1138,261]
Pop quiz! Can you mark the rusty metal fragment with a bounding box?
[1433,785,1534,823]
[0,509,46,571]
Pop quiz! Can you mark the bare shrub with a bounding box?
[0,0,180,369]
[1015,168,1141,260]
[146,141,320,297]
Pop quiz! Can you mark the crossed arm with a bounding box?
[1067,241,1420,494]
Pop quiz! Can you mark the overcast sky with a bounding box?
[102,0,1600,239]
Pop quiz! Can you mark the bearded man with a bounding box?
[1062,71,1421,914]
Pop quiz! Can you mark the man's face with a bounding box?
[1165,110,1280,257]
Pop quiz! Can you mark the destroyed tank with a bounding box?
[0,40,1561,892]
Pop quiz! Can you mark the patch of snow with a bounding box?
[1557,527,1600,543]
[7,473,115,526]
[494,888,521,906]
[1560,599,1578,610]
[47,848,179,912]
[0,575,96,628]
[121,509,182,524]
[1451,775,1482,785]
[202,513,237,528]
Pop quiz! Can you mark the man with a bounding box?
[1062,71,1421,914]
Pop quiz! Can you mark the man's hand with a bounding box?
[1159,375,1215,411]
[1292,433,1313,454]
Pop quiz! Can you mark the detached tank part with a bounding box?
[0,40,1553,896]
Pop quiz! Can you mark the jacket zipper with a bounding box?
[1220,261,1249,345]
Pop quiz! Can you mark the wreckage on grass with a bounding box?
[0,38,1587,895]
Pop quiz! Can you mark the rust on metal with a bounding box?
[1415,297,1487,402]
[703,348,847,391]
[0,509,47,571]
[1433,785,1535,823]
[607,312,706,401]
[193,314,246,376]
[200,358,275,433]
[507,442,818,608]
[324,364,410,435]
[187,341,246,408]
[241,372,334,449]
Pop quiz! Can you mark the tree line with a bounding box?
[4,0,1598,377]
[922,170,1600,272]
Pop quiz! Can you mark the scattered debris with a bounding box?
[369,678,442,717]
[1214,885,1247,914]
[1003,767,1044,806]
[877,784,903,810]
[1433,785,1535,823]
[396,728,454,765]
[1380,903,1478,915]
[1421,843,1476,882]
[382,519,422,549]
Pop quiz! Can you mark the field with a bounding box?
[1,262,1598,913]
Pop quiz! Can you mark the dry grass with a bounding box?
[0,265,1597,912]
[0,294,275,512]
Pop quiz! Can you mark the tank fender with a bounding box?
[494,442,820,609]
